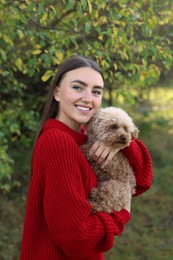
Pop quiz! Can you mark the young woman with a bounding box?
[20,55,153,260]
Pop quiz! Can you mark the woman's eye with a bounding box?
[93,90,102,96]
[72,85,81,90]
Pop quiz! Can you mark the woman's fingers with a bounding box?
[89,141,119,168]
[95,146,111,164]
[101,148,119,168]
[89,141,101,157]
[89,141,105,162]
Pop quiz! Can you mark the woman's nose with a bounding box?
[82,91,92,102]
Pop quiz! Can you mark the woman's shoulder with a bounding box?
[33,119,87,156]
[33,129,77,164]
[37,126,74,148]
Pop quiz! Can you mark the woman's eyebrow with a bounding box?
[70,80,104,89]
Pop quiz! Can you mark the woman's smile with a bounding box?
[75,105,92,112]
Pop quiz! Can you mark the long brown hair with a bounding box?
[34,55,104,143]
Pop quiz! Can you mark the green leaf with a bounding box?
[93,41,100,48]
[2,71,9,77]
[86,0,92,14]
[50,5,57,14]
[17,29,24,39]
[85,22,91,34]
[41,70,55,82]
[116,13,122,20]
[80,0,87,9]
[66,0,75,10]
[0,49,7,61]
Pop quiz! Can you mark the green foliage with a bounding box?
[0,0,173,191]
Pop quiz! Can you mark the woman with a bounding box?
[20,55,152,259]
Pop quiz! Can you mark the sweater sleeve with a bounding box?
[39,131,130,258]
[122,138,153,196]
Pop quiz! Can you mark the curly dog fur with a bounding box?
[81,107,139,213]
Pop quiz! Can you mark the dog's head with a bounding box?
[85,107,139,149]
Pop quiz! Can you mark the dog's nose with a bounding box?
[120,135,126,142]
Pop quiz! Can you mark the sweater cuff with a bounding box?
[112,209,131,224]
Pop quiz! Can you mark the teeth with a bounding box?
[76,106,90,111]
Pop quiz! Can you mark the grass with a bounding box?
[0,81,173,260]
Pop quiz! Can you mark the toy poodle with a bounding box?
[81,106,139,213]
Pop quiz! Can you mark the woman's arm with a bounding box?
[89,138,153,196]
[122,138,153,196]
[39,132,131,258]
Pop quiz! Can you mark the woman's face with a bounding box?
[54,67,104,132]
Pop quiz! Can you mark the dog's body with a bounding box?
[80,107,139,213]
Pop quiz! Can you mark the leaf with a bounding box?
[116,13,122,20]
[114,63,118,71]
[66,0,75,11]
[98,35,103,40]
[38,2,45,15]
[0,49,7,61]
[41,70,55,82]
[42,12,48,21]
[2,35,13,46]
[93,41,100,48]
[86,0,92,14]
[50,5,56,14]
[80,0,87,9]
[17,29,24,39]
[20,15,27,24]
[55,50,64,60]
[28,69,35,77]
[25,0,31,6]
[2,71,9,77]
[27,2,36,12]
[32,49,42,55]
[15,58,23,70]
[85,22,91,34]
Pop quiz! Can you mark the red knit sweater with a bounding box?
[20,119,153,260]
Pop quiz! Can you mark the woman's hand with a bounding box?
[89,141,119,168]
[123,183,132,213]
[124,197,131,213]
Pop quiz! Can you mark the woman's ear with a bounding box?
[54,86,60,102]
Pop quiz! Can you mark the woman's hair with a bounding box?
[34,55,104,142]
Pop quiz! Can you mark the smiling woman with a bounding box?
[53,67,104,131]
[20,55,153,260]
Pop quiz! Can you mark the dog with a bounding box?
[80,107,139,213]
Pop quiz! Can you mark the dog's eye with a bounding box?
[124,126,127,132]
[110,124,118,130]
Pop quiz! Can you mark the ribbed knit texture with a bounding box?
[122,138,153,196]
[20,119,152,260]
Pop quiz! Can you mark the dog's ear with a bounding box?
[85,117,95,134]
[132,126,139,139]
[85,109,102,134]
[85,110,99,133]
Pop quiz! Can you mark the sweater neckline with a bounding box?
[43,119,88,146]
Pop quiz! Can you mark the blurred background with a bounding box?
[0,0,173,259]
